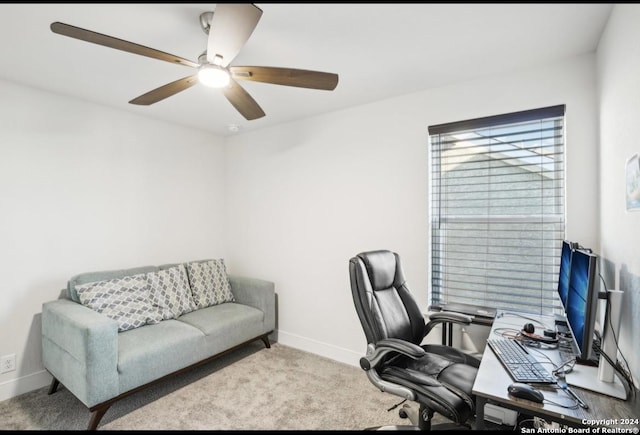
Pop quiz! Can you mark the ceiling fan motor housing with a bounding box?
[199,11,213,35]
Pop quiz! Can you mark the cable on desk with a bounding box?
[517,333,560,350]
[491,327,521,339]
[545,385,581,409]
[521,337,581,379]
[552,358,577,376]
[523,344,560,367]
[496,311,552,330]
[597,275,637,399]
[544,397,580,410]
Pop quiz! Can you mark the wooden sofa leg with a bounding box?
[48,378,60,395]
[260,335,271,349]
[88,403,112,431]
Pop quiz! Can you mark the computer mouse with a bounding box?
[507,382,544,403]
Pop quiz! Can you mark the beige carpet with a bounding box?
[0,341,429,431]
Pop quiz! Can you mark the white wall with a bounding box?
[0,80,226,401]
[596,3,640,387]
[225,54,600,366]
[0,50,610,403]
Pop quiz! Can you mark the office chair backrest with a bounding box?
[349,250,426,346]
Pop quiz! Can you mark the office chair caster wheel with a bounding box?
[398,404,412,419]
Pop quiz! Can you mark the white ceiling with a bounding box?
[0,3,613,137]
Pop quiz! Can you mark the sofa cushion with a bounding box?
[176,302,265,354]
[147,264,196,320]
[185,259,235,309]
[117,320,206,394]
[76,273,162,332]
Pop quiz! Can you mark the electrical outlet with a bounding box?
[1,354,16,373]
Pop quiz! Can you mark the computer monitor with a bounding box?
[557,240,575,310]
[565,248,599,362]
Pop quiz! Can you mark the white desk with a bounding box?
[472,310,639,430]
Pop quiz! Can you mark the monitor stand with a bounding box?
[566,289,626,400]
[566,364,627,399]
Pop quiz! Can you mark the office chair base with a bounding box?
[383,403,472,431]
[399,404,419,426]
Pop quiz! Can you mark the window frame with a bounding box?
[428,105,566,315]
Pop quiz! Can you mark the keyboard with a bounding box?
[487,338,556,384]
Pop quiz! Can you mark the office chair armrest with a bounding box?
[428,311,474,324]
[424,311,473,336]
[360,338,426,370]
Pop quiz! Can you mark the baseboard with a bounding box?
[0,370,52,402]
[276,330,363,367]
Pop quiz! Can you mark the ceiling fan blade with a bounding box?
[50,22,199,69]
[223,79,265,120]
[207,4,263,67]
[129,75,198,105]
[230,66,339,91]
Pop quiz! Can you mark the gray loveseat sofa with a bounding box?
[41,259,275,430]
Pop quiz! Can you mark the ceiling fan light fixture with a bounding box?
[198,64,230,88]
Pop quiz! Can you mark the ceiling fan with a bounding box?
[50,3,339,120]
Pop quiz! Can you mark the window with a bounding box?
[428,105,565,315]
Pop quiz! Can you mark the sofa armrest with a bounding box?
[227,275,275,332]
[41,299,119,407]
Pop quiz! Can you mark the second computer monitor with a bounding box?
[557,240,575,309]
[565,248,599,361]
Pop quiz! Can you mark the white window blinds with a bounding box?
[428,105,565,315]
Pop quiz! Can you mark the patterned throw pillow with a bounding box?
[185,259,235,309]
[76,273,162,332]
[147,264,196,320]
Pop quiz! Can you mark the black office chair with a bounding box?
[349,250,480,430]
